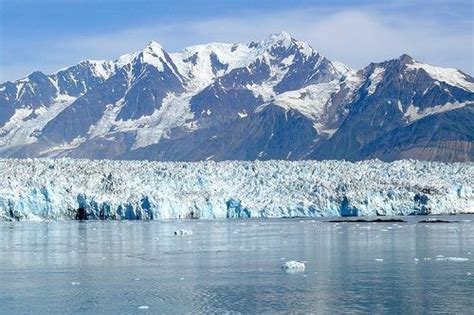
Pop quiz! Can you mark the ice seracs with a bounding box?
[0,158,471,221]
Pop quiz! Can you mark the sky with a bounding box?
[0,0,473,82]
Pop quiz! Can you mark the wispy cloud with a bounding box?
[2,3,473,81]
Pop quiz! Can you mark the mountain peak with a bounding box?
[263,31,294,47]
[269,31,292,40]
[144,40,165,53]
[1,34,472,163]
[398,54,415,65]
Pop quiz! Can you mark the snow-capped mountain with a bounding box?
[0,32,472,162]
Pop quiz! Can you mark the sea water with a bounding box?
[0,216,473,313]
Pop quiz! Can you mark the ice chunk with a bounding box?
[375,258,384,262]
[282,260,306,273]
[174,229,193,236]
[138,306,149,310]
[435,257,469,262]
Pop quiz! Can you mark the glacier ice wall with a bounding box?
[0,158,472,221]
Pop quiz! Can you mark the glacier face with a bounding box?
[0,158,472,221]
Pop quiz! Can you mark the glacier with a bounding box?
[0,158,472,221]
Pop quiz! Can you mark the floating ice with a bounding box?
[174,229,193,236]
[375,258,384,262]
[435,257,469,262]
[138,306,149,310]
[282,260,306,273]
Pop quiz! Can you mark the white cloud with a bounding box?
[2,6,473,81]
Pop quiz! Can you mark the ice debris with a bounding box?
[174,229,193,236]
[282,260,306,273]
[435,257,469,262]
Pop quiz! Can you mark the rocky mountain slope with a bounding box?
[1,32,472,162]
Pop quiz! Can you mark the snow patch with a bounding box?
[0,96,76,149]
[87,103,123,139]
[273,81,340,120]
[367,67,385,95]
[332,61,353,75]
[404,102,471,122]
[112,93,194,150]
[39,137,86,156]
[237,110,248,118]
[406,62,474,91]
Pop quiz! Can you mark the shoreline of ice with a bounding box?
[0,158,472,221]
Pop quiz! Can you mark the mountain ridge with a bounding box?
[1,32,472,162]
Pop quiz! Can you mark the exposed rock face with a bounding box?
[311,56,474,162]
[0,33,472,162]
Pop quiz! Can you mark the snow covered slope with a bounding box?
[0,34,472,162]
[0,159,472,221]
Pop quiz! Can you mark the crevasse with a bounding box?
[0,158,472,221]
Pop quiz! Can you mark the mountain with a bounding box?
[0,32,472,162]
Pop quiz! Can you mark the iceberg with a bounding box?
[174,229,193,236]
[435,257,469,262]
[0,158,472,221]
[282,261,306,273]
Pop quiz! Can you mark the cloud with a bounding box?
[2,4,473,81]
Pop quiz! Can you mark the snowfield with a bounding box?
[0,158,472,221]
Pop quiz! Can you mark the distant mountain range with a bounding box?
[1,32,472,162]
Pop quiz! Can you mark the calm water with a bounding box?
[1,217,473,314]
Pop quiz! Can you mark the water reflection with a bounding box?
[0,217,473,313]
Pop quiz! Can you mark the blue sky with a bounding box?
[0,0,473,81]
